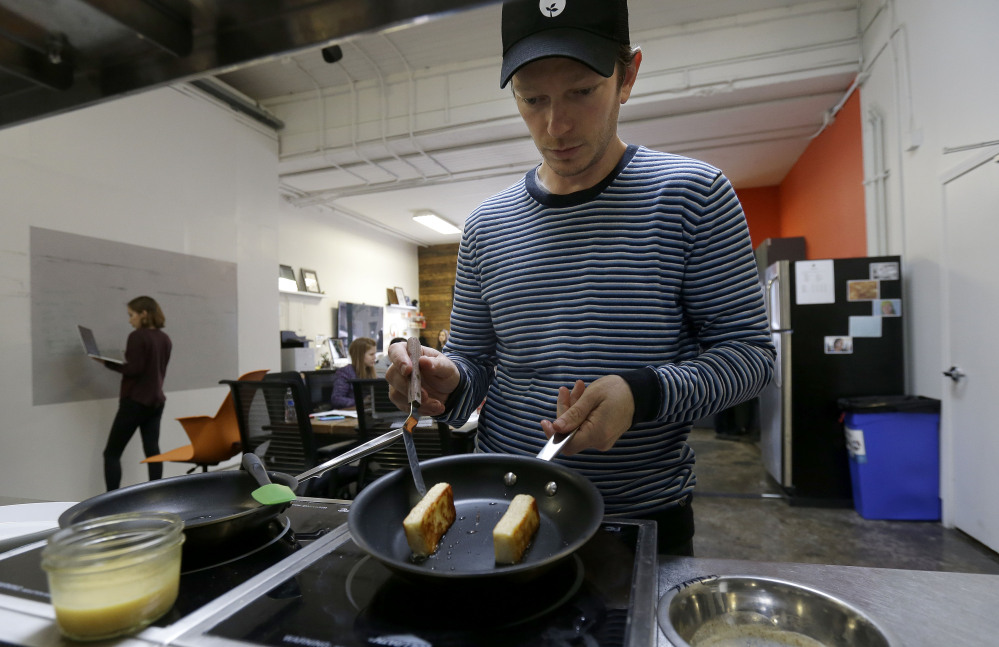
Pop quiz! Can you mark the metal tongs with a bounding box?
[296,337,429,494]
[402,337,428,496]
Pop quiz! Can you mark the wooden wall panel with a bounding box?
[418,243,459,347]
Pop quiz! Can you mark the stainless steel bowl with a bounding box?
[657,575,894,647]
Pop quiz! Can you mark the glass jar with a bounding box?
[41,512,185,642]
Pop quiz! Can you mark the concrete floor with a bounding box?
[688,426,999,574]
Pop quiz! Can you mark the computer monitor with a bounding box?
[336,301,384,353]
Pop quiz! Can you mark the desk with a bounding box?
[310,414,478,453]
[309,416,359,444]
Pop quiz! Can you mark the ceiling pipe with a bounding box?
[280,52,857,184]
[291,55,368,184]
[288,167,528,207]
[341,47,395,185]
[381,32,452,180]
[188,79,284,130]
[347,40,423,182]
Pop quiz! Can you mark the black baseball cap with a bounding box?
[501,0,630,88]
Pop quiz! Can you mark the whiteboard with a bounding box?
[30,227,238,405]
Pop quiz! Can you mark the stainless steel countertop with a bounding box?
[656,557,999,646]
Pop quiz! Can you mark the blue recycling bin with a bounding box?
[838,396,941,521]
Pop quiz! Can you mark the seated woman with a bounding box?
[329,337,377,409]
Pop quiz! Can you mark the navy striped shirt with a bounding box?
[438,145,775,517]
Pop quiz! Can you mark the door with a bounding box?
[942,149,999,552]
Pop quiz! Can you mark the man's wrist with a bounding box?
[440,369,468,416]
[618,367,660,426]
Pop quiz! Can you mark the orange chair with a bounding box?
[142,369,269,473]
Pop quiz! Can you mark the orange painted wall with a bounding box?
[737,186,781,249]
[778,90,867,259]
[734,88,866,259]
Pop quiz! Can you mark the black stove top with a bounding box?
[0,498,658,647]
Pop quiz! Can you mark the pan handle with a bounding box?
[535,429,577,462]
[296,428,403,485]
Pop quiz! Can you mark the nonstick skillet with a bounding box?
[347,445,604,587]
[58,469,299,550]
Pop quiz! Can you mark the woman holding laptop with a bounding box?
[94,296,172,491]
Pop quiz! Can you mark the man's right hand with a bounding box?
[384,341,460,416]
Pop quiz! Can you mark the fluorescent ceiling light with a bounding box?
[413,212,461,235]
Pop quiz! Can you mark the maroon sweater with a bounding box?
[106,327,172,406]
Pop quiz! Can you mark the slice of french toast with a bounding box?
[403,482,456,556]
[493,494,540,564]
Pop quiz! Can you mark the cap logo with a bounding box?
[539,1,566,18]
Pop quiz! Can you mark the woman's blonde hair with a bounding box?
[349,337,377,379]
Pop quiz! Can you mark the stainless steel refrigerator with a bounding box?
[759,256,904,504]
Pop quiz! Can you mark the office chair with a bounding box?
[302,369,338,412]
[142,369,269,473]
[224,377,359,498]
[348,377,408,430]
[266,369,364,461]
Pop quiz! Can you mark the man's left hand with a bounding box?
[540,375,635,454]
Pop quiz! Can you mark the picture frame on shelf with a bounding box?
[394,286,407,306]
[386,287,399,305]
[301,269,321,293]
[279,264,298,291]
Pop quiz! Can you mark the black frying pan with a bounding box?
[58,469,299,550]
[54,429,409,552]
[347,451,604,587]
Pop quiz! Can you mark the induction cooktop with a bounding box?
[0,498,658,647]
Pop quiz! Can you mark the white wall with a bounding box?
[0,84,424,502]
[0,86,282,500]
[859,0,999,529]
[858,0,999,400]
[277,202,419,360]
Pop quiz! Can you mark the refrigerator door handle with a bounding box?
[765,275,791,332]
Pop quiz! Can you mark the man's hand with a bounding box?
[540,375,635,455]
[384,341,461,416]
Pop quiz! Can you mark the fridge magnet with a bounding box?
[301,269,321,293]
[869,262,899,281]
[824,336,853,354]
[849,315,883,338]
[874,298,901,317]
[847,279,879,301]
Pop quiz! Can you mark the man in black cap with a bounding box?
[386,0,774,555]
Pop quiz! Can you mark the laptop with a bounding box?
[77,325,124,364]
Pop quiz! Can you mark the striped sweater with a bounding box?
[438,145,775,517]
